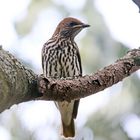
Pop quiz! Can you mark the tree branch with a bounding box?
[0,46,140,112]
[133,0,140,12]
[0,46,41,112]
[38,48,140,102]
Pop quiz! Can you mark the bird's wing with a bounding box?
[73,46,82,118]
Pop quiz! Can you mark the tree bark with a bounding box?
[0,46,41,112]
[38,48,140,101]
[0,46,140,112]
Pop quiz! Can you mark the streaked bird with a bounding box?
[42,17,90,137]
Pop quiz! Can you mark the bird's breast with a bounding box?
[56,44,81,77]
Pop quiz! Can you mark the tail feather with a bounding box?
[62,119,75,138]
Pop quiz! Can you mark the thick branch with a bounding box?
[38,48,140,102]
[0,46,41,112]
[0,46,140,112]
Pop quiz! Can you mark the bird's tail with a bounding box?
[62,119,75,138]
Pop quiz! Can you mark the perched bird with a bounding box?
[42,17,90,137]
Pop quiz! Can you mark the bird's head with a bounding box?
[52,17,90,39]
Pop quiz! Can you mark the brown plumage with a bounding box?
[42,17,90,138]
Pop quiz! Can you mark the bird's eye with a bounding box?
[68,21,78,27]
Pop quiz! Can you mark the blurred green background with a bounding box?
[0,0,140,140]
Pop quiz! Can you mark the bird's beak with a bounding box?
[82,24,90,28]
[73,24,90,28]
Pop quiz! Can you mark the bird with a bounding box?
[42,17,90,138]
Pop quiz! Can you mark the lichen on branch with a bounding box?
[0,47,40,112]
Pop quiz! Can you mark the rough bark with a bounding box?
[0,46,140,112]
[38,48,140,102]
[0,46,41,112]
